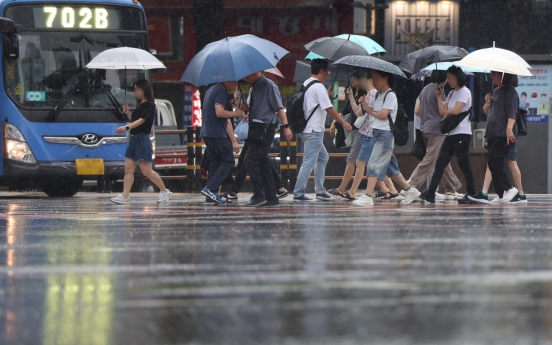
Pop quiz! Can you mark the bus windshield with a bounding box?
[3,4,149,121]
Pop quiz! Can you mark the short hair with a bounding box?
[373,70,395,89]
[502,73,518,87]
[133,79,154,102]
[430,70,447,84]
[521,92,527,97]
[446,65,467,88]
[311,59,328,75]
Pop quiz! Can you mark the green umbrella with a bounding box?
[305,34,386,60]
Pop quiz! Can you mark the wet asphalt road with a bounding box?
[2,192,552,345]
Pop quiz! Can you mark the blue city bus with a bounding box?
[0,0,150,196]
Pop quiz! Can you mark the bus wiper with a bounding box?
[47,74,81,122]
[88,70,126,121]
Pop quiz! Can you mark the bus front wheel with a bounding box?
[40,177,83,197]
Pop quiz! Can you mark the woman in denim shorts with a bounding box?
[110,79,172,204]
[352,71,421,207]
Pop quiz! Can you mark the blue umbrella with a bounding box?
[306,34,386,60]
[181,34,289,87]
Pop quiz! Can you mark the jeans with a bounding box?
[487,137,514,198]
[294,132,329,197]
[365,129,400,180]
[125,133,153,163]
[426,134,476,196]
[244,126,278,201]
[232,139,284,194]
[203,137,235,193]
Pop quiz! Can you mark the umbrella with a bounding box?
[306,34,386,60]
[304,37,370,62]
[464,43,531,68]
[399,45,469,74]
[456,53,532,76]
[422,61,490,74]
[86,47,166,102]
[264,67,284,79]
[181,34,289,87]
[333,55,407,79]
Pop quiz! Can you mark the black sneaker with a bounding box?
[457,194,474,204]
[245,197,267,207]
[468,192,489,204]
[419,191,435,203]
[510,193,528,204]
[259,199,280,207]
[277,189,289,199]
[226,191,239,200]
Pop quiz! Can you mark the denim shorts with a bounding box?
[125,133,153,163]
[347,131,363,164]
[505,142,517,161]
[357,135,374,163]
[365,128,401,180]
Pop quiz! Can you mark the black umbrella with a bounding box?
[304,37,370,62]
[333,55,407,79]
[398,45,468,74]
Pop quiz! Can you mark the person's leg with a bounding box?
[336,132,362,193]
[348,136,374,197]
[269,163,286,191]
[245,129,276,201]
[294,133,323,197]
[122,158,137,199]
[423,136,456,196]
[206,138,235,192]
[364,130,393,196]
[314,137,330,195]
[231,140,250,194]
[347,160,367,197]
[454,134,476,195]
[482,166,493,193]
[487,137,512,198]
[508,160,524,194]
[409,134,444,190]
[336,162,356,193]
[138,161,167,191]
[383,176,398,194]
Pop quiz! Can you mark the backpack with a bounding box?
[376,90,409,146]
[288,80,321,133]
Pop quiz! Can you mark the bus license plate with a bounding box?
[76,158,104,175]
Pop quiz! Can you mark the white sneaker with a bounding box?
[489,197,501,205]
[399,190,406,197]
[500,187,519,204]
[435,192,446,201]
[401,187,421,205]
[352,194,374,207]
[111,194,130,204]
[445,192,463,200]
[158,189,172,204]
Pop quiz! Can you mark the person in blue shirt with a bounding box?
[200,81,246,204]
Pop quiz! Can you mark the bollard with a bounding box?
[186,126,195,192]
[194,127,204,192]
[279,125,290,189]
[289,132,298,192]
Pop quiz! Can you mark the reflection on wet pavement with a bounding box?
[1,193,552,344]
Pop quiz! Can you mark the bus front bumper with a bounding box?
[2,159,125,179]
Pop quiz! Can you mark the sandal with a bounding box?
[381,192,399,200]
[327,189,346,198]
[375,191,387,198]
[343,191,356,201]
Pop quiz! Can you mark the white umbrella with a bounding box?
[86,47,166,102]
[456,54,532,76]
[465,43,531,68]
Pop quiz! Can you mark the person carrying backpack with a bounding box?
[352,70,421,207]
[293,59,352,202]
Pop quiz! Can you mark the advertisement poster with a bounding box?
[517,65,551,123]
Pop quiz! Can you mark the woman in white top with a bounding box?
[352,70,421,207]
[420,66,476,203]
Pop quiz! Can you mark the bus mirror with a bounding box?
[3,34,19,60]
[0,18,13,33]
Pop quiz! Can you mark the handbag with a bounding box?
[334,114,352,148]
[439,108,472,134]
[354,114,367,128]
[411,129,426,161]
[517,107,528,136]
[248,121,269,144]
[234,118,249,142]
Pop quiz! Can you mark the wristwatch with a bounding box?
[283,124,290,129]
[125,125,130,131]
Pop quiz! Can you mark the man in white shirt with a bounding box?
[294,59,352,202]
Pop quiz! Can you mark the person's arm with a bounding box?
[347,89,361,115]
[277,109,293,142]
[506,118,516,144]
[116,104,148,134]
[116,118,145,134]
[445,101,466,116]
[483,93,491,115]
[436,89,448,116]
[414,99,421,117]
[326,107,352,131]
[366,106,391,120]
[216,104,244,119]
[227,119,239,154]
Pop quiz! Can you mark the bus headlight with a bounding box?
[3,123,37,163]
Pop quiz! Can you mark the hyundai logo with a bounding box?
[81,133,99,144]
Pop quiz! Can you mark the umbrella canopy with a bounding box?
[85,47,166,70]
[306,34,386,60]
[399,45,469,74]
[304,37,370,62]
[333,55,407,79]
[456,53,532,76]
[465,45,531,68]
[181,34,289,87]
[423,61,490,73]
[264,67,284,79]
